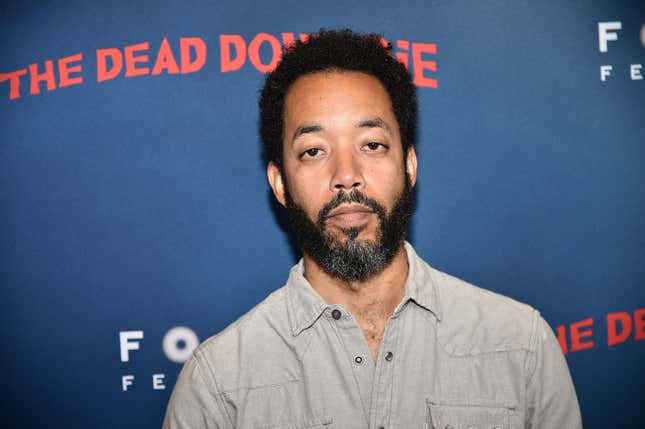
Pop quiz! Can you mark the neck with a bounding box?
[302,244,409,319]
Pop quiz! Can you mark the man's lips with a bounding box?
[325,204,375,224]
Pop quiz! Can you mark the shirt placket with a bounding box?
[326,306,374,428]
[368,312,400,429]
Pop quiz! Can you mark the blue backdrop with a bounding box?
[2,1,644,427]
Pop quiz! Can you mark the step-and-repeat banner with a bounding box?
[2,1,644,427]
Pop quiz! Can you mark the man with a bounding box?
[163,30,582,429]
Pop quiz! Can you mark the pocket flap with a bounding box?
[427,400,511,429]
[258,416,333,429]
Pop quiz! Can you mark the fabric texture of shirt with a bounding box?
[163,243,582,429]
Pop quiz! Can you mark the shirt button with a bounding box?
[331,309,342,320]
[385,351,394,361]
[354,356,363,364]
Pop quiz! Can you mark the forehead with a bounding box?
[283,70,397,127]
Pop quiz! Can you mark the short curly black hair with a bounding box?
[259,29,418,169]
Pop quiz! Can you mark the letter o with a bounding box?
[163,326,199,363]
[248,33,282,73]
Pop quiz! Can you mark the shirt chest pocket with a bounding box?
[257,416,334,429]
[427,399,514,429]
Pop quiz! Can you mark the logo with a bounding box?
[1,32,439,102]
[597,21,645,82]
[119,326,199,392]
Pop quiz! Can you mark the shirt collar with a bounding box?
[285,260,329,336]
[285,241,442,336]
[395,242,443,320]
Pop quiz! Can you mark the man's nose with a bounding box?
[330,152,364,192]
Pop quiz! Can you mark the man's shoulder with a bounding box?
[188,285,301,393]
[427,264,540,356]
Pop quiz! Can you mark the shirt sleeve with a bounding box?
[162,353,233,429]
[525,313,583,429]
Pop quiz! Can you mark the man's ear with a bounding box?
[406,146,418,188]
[267,161,287,207]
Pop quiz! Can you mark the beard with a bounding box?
[283,177,414,283]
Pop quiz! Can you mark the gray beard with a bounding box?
[284,181,413,282]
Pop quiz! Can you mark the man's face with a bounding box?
[268,70,417,281]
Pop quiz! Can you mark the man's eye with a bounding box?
[364,142,387,152]
[302,148,323,158]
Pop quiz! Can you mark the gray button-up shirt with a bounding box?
[163,243,582,429]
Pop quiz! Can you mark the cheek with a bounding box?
[366,163,406,205]
[285,169,331,214]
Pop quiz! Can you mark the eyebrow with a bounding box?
[292,124,323,143]
[356,117,392,135]
[291,117,393,144]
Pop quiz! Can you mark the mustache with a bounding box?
[317,189,387,224]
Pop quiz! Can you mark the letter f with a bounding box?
[598,22,622,53]
[119,330,144,362]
